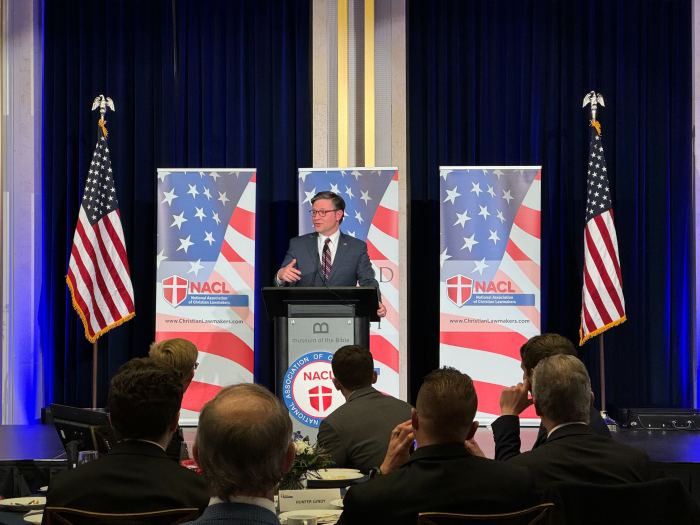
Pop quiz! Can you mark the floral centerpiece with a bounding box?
[280,431,334,490]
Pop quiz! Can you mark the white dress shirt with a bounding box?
[317,229,341,266]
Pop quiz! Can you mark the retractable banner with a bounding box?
[155,169,256,425]
[439,167,541,424]
[283,168,402,431]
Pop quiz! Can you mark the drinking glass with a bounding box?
[77,450,99,465]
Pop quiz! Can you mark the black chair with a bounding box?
[42,507,200,525]
[544,478,700,525]
[418,503,555,525]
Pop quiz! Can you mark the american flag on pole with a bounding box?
[298,168,402,397]
[66,123,135,343]
[579,121,626,345]
[439,167,541,422]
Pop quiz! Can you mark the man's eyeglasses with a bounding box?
[309,209,338,217]
[194,362,199,370]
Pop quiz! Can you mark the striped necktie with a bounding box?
[321,238,332,281]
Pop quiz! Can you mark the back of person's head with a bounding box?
[195,383,293,499]
[531,354,592,425]
[332,345,374,390]
[149,338,198,384]
[107,357,183,441]
[520,333,577,375]
[416,367,477,443]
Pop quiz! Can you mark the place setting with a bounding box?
[0,496,46,523]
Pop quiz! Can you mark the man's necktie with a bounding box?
[321,238,331,281]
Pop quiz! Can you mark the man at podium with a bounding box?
[275,190,386,318]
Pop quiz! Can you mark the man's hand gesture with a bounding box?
[499,379,533,416]
[379,420,414,475]
[277,259,302,283]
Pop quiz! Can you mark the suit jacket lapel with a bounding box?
[329,233,349,283]
[303,233,320,286]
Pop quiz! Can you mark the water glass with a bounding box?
[77,450,99,465]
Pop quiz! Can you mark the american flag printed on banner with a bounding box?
[298,168,402,397]
[439,167,541,423]
[155,169,255,424]
[66,125,135,343]
[579,122,626,344]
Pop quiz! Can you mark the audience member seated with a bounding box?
[508,354,650,488]
[45,358,209,513]
[149,337,199,461]
[492,333,610,460]
[182,384,295,525]
[317,345,412,473]
[337,367,538,525]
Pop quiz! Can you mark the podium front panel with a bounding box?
[283,316,354,436]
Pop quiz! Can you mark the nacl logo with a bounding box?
[162,275,231,308]
[446,274,473,307]
[282,352,345,428]
[162,275,189,307]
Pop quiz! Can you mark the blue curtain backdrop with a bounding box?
[42,0,694,410]
[407,0,694,409]
[41,0,310,407]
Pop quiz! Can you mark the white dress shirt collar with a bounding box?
[546,421,588,439]
[209,495,276,514]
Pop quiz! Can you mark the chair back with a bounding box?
[545,478,700,525]
[418,502,554,525]
[42,507,200,525]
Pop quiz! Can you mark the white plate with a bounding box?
[309,468,363,481]
[329,498,344,508]
[24,512,43,524]
[0,497,46,512]
[279,509,343,524]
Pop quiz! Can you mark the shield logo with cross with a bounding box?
[162,275,189,307]
[446,274,473,307]
[308,385,333,412]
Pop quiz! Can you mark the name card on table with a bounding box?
[278,488,342,512]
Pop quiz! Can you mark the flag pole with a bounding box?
[92,341,98,409]
[599,333,606,412]
[581,90,621,431]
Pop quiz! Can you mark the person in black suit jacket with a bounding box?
[490,333,611,461]
[46,358,208,513]
[317,345,412,472]
[508,355,650,488]
[183,384,296,525]
[275,191,386,318]
[338,368,538,525]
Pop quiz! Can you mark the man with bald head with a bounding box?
[183,384,295,525]
[338,367,538,525]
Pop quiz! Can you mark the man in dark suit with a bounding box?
[317,345,412,473]
[491,333,611,461]
[508,354,650,487]
[275,190,386,317]
[338,368,538,525]
[46,358,208,513]
[183,384,295,525]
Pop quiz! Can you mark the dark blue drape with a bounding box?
[41,0,310,406]
[43,0,693,410]
[407,0,693,409]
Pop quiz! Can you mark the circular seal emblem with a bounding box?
[282,351,345,428]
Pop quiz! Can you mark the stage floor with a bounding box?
[2,423,699,464]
